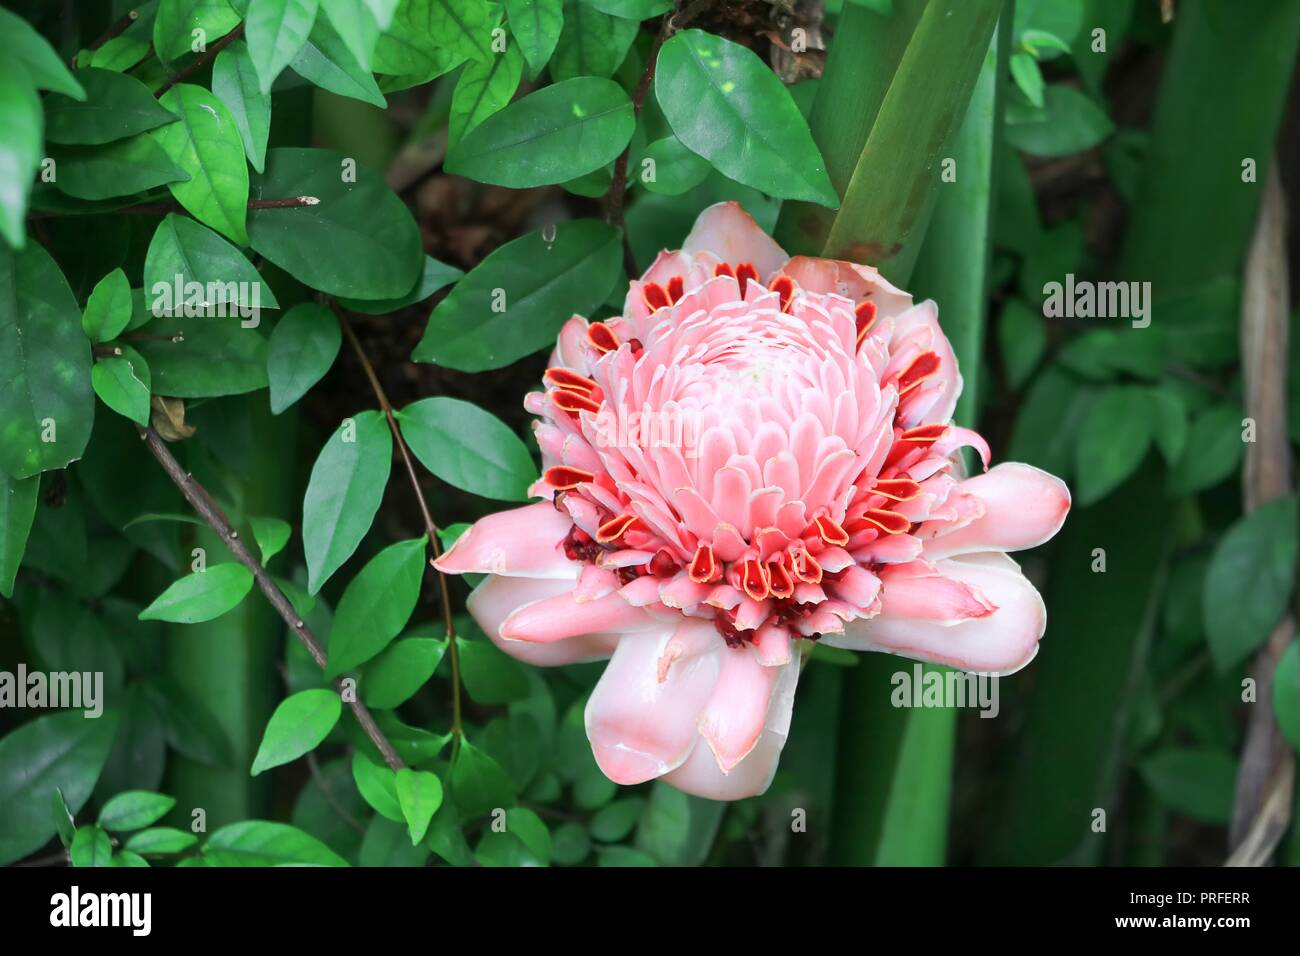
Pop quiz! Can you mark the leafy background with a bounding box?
[1,0,1299,868]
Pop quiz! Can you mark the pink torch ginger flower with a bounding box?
[435,203,1070,800]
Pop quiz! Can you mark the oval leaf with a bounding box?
[139,563,255,624]
[397,397,537,501]
[250,688,343,775]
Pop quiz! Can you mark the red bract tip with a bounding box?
[854,300,878,349]
[767,556,794,599]
[666,275,684,303]
[740,557,771,601]
[544,465,595,490]
[871,478,923,501]
[735,261,759,296]
[642,281,671,311]
[811,514,850,547]
[587,322,620,353]
[896,351,941,396]
[714,262,736,279]
[769,274,795,312]
[596,512,639,543]
[790,547,822,584]
[863,508,911,535]
[551,388,601,415]
[544,367,597,393]
[689,544,720,583]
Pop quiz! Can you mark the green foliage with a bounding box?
[251,688,342,774]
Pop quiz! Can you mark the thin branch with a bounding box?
[156,22,245,97]
[27,196,319,221]
[137,425,406,772]
[78,7,140,66]
[335,310,464,737]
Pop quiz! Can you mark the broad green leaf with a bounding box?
[1138,747,1237,825]
[351,752,404,821]
[319,0,382,70]
[449,45,523,147]
[550,0,637,81]
[140,563,255,623]
[0,471,37,597]
[248,148,422,298]
[1274,643,1300,753]
[413,219,622,371]
[1005,84,1114,157]
[336,255,463,313]
[48,134,190,201]
[98,791,177,832]
[1008,50,1044,108]
[250,688,342,775]
[444,77,634,188]
[89,35,151,72]
[290,13,387,107]
[326,536,427,676]
[247,0,320,92]
[586,0,669,16]
[203,820,348,866]
[505,806,551,862]
[0,241,94,478]
[133,315,269,397]
[249,515,291,563]
[70,825,113,867]
[451,739,516,819]
[396,768,444,844]
[634,781,723,865]
[1013,0,1083,56]
[386,0,494,67]
[552,821,590,864]
[359,636,447,708]
[507,0,563,80]
[0,7,86,98]
[998,298,1047,389]
[1148,387,1189,465]
[45,68,178,145]
[266,302,341,413]
[1074,385,1152,506]
[52,789,77,848]
[1203,495,1298,672]
[92,346,152,426]
[396,397,537,501]
[590,797,643,843]
[372,0,469,79]
[1167,403,1245,496]
[0,61,42,248]
[303,410,393,593]
[212,41,272,173]
[144,214,279,314]
[152,84,250,245]
[457,637,531,704]
[125,827,199,855]
[141,678,235,767]
[29,593,125,694]
[597,846,658,866]
[154,0,243,64]
[638,136,711,196]
[81,268,133,343]
[0,709,119,865]
[656,30,837,207]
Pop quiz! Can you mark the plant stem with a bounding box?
[335,310,463,736]
[27,197,319,221]
[156,23,244,97]
[137,424,406,771]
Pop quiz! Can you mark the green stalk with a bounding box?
[829,18,1005,866]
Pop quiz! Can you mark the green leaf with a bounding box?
[244,516,288,566]
[0,7,86,98]
[1008,50,1044,108]
[457,637,532,705]
[656,30,837,207]
[372,0,469,78]
[446,76,633,188]
[132,314,269,398]
[203,820,348,866]
[550,0,638,81]
[144,214,279,315]
[98,791,177,832]
[212,41,272,173]
[152,84,250,245]
[319,0,382,70]
[48,134,191,201]
[250,688,342,775]
[1273,643,1300,754]
[638,136,711,196]
[551,821,590,864]
[507,0,563,80]
[82,268,133,343]
[1203,495,1298,672]
[303,410,393,593]
[336,255,463,313]
[505,806,551,862]
[126,827,199,855]
[0,709,119,866]
[45,68,178,145]
[998,298,1047,390]
[360,636,447,707]
[290,13,387,107]
[586,0,669,16]
[1005,84,1114,157]
[0,470,37,597]
[633,781,723,865]
[396,768,444,844]
[154,0,243,64]
[266,302,341,413]
[92,346,153,426]
[396,397,537,501]
[140,563,255,623]
[1074,385,1152,506]
[451,739,516,819]
[1148,387,1189,465]
[1013,0,1083,56]
[1167,403,1245,496]
[1138,747,1237,825]
[0,61,42,248]
[326,536,427,676]
[0,241,94,478]
[247,0,320,92]
[413,219,622,371]
[351,752,403,821]
[590,797,644,842]
[449,45,523,147]
[393,0,494,66]
[70,825,113,867]
[89,35,151,72]
[248,148,423,298]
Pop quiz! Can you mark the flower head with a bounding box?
[436,202,1070,800]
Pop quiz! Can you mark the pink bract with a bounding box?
[435,202,1070,801]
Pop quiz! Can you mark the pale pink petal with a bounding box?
[681,201,788,278]
[781,255,913,318]
[920,463,1071,559]
[467,575,617,666]
[500,588,656,643]
[697,645,784,771]
[434,503,574,579]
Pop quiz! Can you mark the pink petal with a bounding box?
[697,645,784,771]
[434,503,575,579]
[877,563,996,623]
[500,589,654,643]
[682,201,788,278]
[584,622,723,785]
[467,575,617,666]
[920,463,1071,560]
